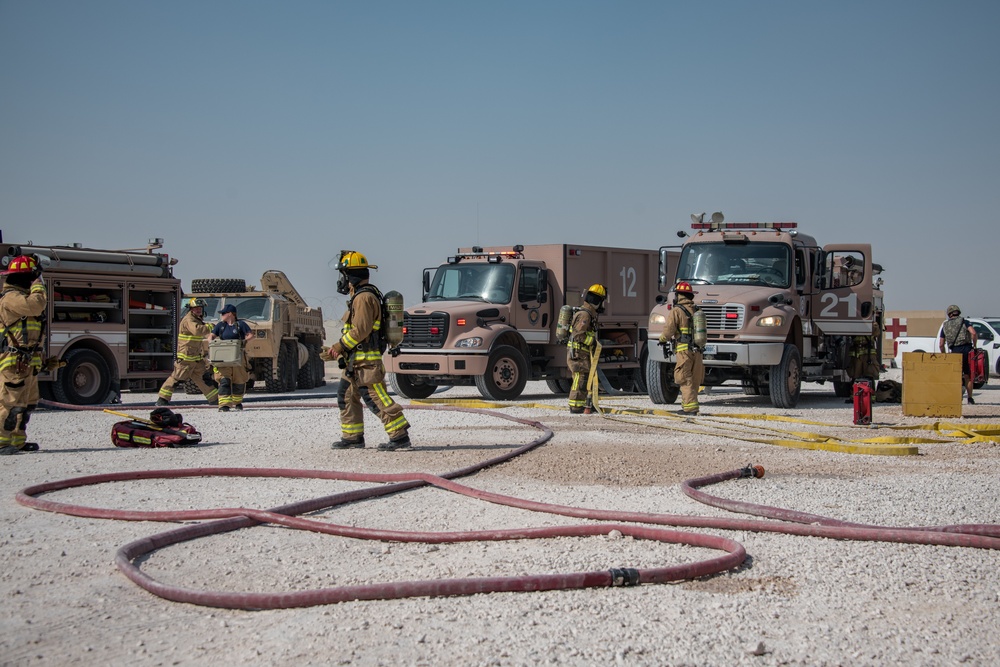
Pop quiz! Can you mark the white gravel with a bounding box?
[2,367,998,666]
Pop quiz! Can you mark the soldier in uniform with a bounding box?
[325,251,411,451]
[0,255,48,454]
[567,284,606,414]
[207,304,255,411]
[939,304,978,405]
[156,297,219,407]
[658,281,704,416]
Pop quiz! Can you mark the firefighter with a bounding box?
[567,284,606,414]
[325,251,411,450]
[206,304,254,411]
[156,297,219,407]
[658,281,704,416]
[0,255,49,454]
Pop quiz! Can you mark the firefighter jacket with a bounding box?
[0,282,47,377]
[176,310,212,363]
[659,295,699,353]
[332,282,384,367]
[568,302,599,359]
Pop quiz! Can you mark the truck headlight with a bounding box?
[456,337,483,348]
[649,313,667,327]
[756,316,783,327]
[255,331,266,339]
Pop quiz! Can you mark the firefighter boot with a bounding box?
[156,398,170,406]
[378,433,411,451]
[332,437,365,450]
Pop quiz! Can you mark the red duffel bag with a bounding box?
[110,408,202,448]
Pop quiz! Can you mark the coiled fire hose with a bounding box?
[21,403,1000,610]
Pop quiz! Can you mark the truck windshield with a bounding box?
[677,242,792,288]
[201,297,272,322]
[426,263,515,303]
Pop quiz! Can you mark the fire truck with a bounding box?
[1,236,181,405]
[646,217,884,408]
[386,244,669,400]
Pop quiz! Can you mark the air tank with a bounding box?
[384,290,404,347]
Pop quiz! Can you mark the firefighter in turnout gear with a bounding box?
[156,297,219,407]
[567,284,606,414]
[658,281,705,416]
[325,251,411,450]
[0,255,48,454]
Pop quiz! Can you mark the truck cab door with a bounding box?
[811,243,877,334]
[512,262,552,339]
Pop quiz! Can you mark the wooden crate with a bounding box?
[902,352,962,417]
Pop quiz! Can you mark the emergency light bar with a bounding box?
[449,245,526,264]
[691,222,797,230]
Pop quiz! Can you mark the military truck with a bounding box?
[646,217,884,408]
[386,244,669,400]
[1,235,181,405]
[186,271,326,392]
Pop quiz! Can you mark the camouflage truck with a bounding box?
[186,271,326,392]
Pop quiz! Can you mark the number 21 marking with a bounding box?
[820,292,857,317]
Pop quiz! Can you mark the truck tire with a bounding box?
[297,343,315,390]
[769,343,802,408]
[741,377,762,395]
[545,378,572,394]
[646,357,679,405]
[833,380,853,398]
[636,344,649,394]
[262,357,281,393]
[311,344,326,386]
[280,340,297,392]
[475,345,528,400]
[190,278,247,293]
[51,349,113,405]
[389,372,436,399]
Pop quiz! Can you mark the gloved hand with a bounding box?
[42,357,66,371]
[319,346,339,362]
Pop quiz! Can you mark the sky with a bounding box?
[1,0,998,320]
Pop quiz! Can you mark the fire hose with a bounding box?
[18,404,1000,610]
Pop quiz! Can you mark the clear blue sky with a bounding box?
[2,0,997,318]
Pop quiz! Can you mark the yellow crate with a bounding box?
[902,352,962,417]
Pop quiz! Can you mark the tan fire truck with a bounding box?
[645,218,884,408]
[1,236,181,405]
[385,244,669,400]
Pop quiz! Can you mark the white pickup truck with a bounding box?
[893,316,1000,386]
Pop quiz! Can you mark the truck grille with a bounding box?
[402,312,449,349]
[700,304,745,330]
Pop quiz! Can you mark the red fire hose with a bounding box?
[17,405,1000,610]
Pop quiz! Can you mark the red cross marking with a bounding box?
[884,318,907,339]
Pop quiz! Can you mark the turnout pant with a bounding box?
[338,363,409,442]
[0,366,39,449]
[158,358,219,404]
[567,348,596,411]
[215,363,250,408]
[674,349,705,413]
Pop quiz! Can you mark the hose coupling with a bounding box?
[609,567,640,587]
[740,464,765,479]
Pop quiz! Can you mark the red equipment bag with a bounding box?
[853,379,873,426]
[969,348,987,385]
[111,421,202,448]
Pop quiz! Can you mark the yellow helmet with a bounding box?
[187,297,207,309]
[339,251,378,271]
[587,284,607,299]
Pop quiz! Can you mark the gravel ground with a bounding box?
[2,367,999,667]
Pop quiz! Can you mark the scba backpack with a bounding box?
[111,408,202,448]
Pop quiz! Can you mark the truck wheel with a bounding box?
[389,372,436,399]
[646,356,679,404]
[545,378,572,394]
[475,345,528,400]
[833,380,853,398]
[280,341,297,392]
[769,344,802,409]
[636,344,649,394]
[261,357,281,392]
[189,278,247,293]
[51,349,112,405]
[297,342,315,390]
